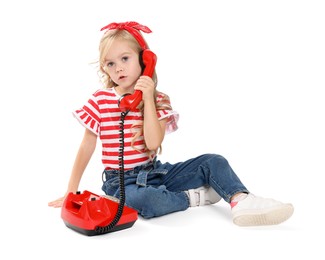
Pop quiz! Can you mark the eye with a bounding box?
[122,56,129,62]
[107,61,114,67]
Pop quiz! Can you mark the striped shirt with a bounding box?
[73,87,179,170]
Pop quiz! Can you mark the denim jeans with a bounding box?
[102,153,249,219]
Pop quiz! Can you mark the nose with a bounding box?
[116,64,123,73]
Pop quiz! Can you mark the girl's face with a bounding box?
[104,38,142,94]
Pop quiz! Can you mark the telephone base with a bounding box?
[63,220,137,236]
[61,190,138,236]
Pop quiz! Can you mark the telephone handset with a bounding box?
[118,49,157,112]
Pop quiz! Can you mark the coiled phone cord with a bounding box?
[95,111,129,234]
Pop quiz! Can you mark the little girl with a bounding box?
[48,21,294,226]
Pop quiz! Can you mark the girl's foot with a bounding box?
[231,193,294,226]
[186,186,222,207]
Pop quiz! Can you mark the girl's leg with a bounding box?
[158,153,294,226]
[158,153,249,203]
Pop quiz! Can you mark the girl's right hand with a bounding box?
[48,196,65,208]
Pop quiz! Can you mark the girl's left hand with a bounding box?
[134,76,155,102]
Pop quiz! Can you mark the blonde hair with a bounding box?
[97,29,172,155]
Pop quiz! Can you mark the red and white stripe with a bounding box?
[73,88,178,170]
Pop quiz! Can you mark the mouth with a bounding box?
[119,75,126,80]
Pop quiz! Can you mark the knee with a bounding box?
[205,153,229,166]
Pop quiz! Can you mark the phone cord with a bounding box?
[95,111,129,234]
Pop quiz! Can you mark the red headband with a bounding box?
[100,21,152,50]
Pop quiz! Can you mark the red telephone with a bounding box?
[118,49,157,112]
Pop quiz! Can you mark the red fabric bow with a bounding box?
[100,21,152,50]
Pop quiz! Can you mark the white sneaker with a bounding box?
[231,193,294,226]
[187,186,222,207]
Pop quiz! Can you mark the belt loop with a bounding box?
[136,168,151,187]
[102,170,107,182]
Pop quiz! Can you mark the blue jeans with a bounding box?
[102,153,249,219]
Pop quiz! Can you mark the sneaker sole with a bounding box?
[233,203,294,226]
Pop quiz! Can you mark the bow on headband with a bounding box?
[100,21,152,50]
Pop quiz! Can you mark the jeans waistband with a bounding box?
[102,157,168,186]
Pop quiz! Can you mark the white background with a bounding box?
[0,0,324,259]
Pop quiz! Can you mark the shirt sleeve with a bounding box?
[156,92,179,134]
[157,109,179,134]
[72,92,101,135]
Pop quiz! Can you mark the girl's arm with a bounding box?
[48,128,97,208]
[143,97,167,151]
[135,76,167,151]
